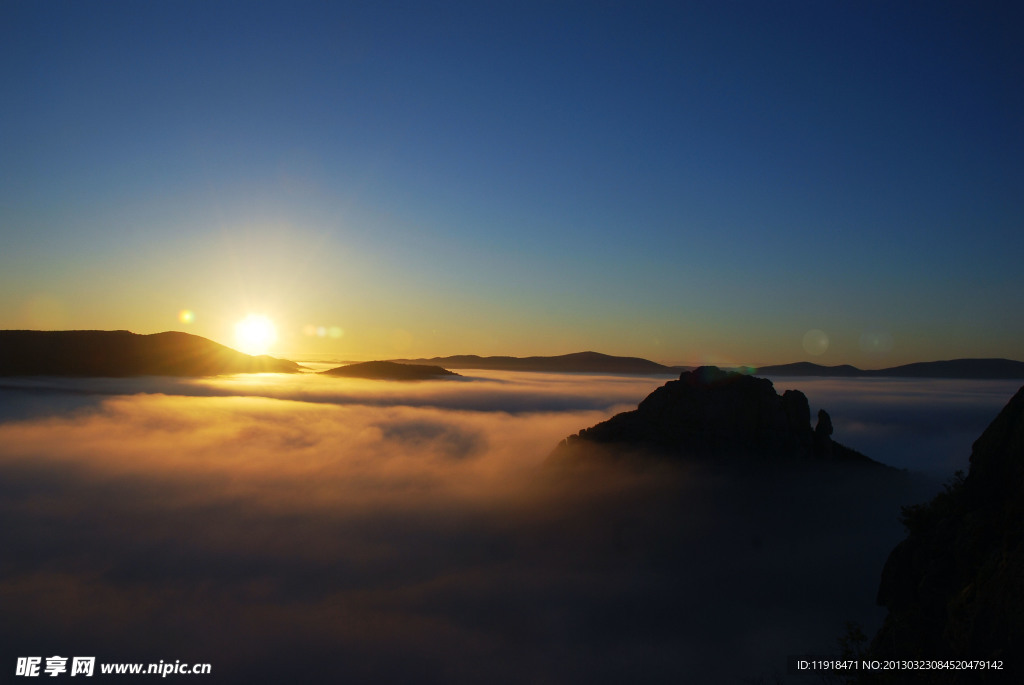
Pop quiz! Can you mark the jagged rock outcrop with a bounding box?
[553,366,879,466]
[861,385,1024,683]
[814,408,834,459]
[0,330,302,376]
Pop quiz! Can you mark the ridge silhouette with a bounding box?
[758,358,1024,379]
[389,351,675,374]
[0,330,301,376]
[391,353,1024,378]
[322,360,460,380]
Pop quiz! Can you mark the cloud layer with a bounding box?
[768,376,1023,473]
[1,372,1017,682]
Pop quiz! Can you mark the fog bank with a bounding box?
[1,372,1010,682]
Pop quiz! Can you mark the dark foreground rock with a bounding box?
[856,384,1024,683]
[0,330,301,376]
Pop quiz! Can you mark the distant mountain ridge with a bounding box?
[4,331,1020,379]
[322,360,459,381]
[390,352,1024,378]
[0,330,302,376]
[756,358,1024,379]
[390,351,679,374]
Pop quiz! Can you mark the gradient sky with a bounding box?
[2,0,1022,366]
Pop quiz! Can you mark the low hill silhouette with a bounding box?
[756,358,1024,379]
[0,330,301,377]
[854,383,1024,682]
[322,360,460,380]
[390,351,678,374]
[551,365,884,468]
[754,361,864,377]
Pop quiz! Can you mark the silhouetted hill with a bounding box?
[390,351,678,374]
[551,366,884,467]
[0,330,302,376]
[876,358,1024,379]
[754,361,864,377]
[322,360,460,380]
[756,358,1024,379]
[857,384,1024,682]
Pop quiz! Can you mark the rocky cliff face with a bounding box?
[862,384,1024,683]
[553,366,878,467]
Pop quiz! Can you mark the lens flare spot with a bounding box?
[235,315,278,355]
[859,330,894,354]
[304,324,344,339]
[802,329,829,356]
[178,310,195,324]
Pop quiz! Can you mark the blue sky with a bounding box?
[2,0,1022,366]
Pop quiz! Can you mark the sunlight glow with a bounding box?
[235,315,278,355]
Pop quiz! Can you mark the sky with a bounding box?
[2,0,1022,367]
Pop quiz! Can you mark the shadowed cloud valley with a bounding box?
[4,359,1019,682]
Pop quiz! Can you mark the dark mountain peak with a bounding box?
[322,360,460,381]
[551,351,640,363]
[683,364,748,385]
[553,366,878,467]
[865,384,1024,678]
[555,350,606,359]
[0,329,302,377]
[965,384,1024,498]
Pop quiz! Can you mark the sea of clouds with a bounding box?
[1,371,1019,682]
[766,376,1022,474]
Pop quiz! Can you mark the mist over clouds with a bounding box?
[1,373,1013,682]
[0,370,669,420]
[769,377,1022,474]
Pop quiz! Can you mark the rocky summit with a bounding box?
[554,365,879,466]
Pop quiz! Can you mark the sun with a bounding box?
[235,315,278,356]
